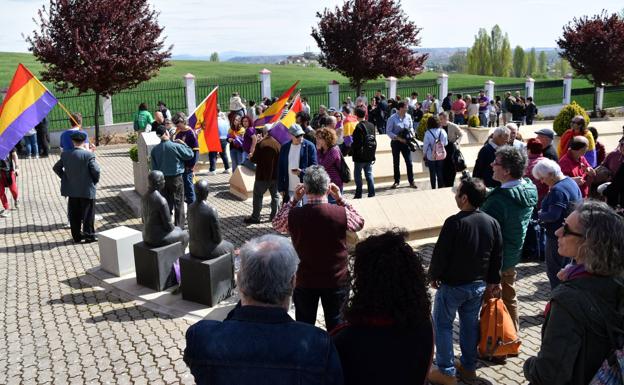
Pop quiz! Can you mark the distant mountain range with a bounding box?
[172,47,560,65]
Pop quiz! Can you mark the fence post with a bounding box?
[484,80,495,99]
[595,84,604,111]
[100,94,113,126]
[437,73,448,100]
[259,69,272,99]
[525,77,535,99]
[563,73,573,105]
[184,73,196,115]
[386,76,397,99]
[328,80,340,110]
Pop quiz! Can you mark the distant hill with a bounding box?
[227,55,290,64]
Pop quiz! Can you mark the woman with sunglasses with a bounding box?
[532,158,582,289]
[557,115,597,166]
[524,200,624,385]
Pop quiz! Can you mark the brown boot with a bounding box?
[428,366,458,385]
[454,359,477,382]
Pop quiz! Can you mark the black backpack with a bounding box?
[357,122,377,163]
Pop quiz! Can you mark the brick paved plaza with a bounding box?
[0,145,551,384]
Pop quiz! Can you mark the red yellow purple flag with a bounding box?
[0,64,58,159]
[255,81,299,127]
[190,87,221,154]
[269,92,302,144]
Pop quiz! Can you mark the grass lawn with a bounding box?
[0,52,609,131]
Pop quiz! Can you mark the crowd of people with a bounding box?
[4,88,623,385]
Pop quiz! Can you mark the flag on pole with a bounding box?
[269,92,302,145]
[341,113,359,147]
[255,81,299,127]
[189,87,221,154]
[0,64,58,159]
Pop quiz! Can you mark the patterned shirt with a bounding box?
[272,196,365,234]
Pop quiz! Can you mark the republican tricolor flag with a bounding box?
[268,92,302,145]
[189,87,222,154]
[0,64,58,159]
[255,81,299,128]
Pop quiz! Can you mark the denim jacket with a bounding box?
[184,305,343,385]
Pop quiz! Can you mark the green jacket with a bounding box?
[481,177,537,270]
[524,276,624,385]
[133,110,154,131]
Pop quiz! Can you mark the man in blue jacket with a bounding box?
[150,124,194,228]
[184,234,343,385]
[277,124,317,202]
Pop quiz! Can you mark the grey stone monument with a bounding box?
[180,179,235,306]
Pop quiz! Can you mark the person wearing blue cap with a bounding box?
[53,131,101,243]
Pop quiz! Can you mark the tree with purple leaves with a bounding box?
[27,0,172,145]
[311,0,428,95]
[557,11,624,115]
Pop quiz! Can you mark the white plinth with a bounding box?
[98,226,143,276]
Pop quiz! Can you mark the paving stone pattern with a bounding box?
[0,145,551,384]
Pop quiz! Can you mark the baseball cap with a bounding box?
[288,124,304,137]
[534,128,555,140]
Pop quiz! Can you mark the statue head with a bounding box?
[195,179,209,201]
[148,170,165,192]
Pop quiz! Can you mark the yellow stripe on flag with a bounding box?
[198,129,210,154]
[0,78,47,136]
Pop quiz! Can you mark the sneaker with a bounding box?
[0,210,10,218]
[391,183,399,189]
[427,366,457,385]
[454,359,477,382]
[222,169,231,174]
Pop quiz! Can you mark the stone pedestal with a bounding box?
[133,241,183,291]
[180,253,234,307]
[98,226,142,276]
[229,166,257,201]
[135,132,161,197]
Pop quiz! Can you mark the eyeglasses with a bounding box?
[561,222,584,238]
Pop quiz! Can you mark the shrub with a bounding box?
[553,101,590,136]
[129,145,138,162]
[416,113,433,140]
[127,131,138,144]
[468,115,480,127]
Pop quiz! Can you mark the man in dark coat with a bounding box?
[53,131,100,243]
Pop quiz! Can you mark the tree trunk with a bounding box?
[94,92,100,146]
[355,80,362,96]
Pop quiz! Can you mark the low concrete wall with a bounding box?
[50,122,134,148]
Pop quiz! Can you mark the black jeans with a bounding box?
[67,197,95,242]
[293,286,348,332]
[251,180,279,220]
[164,174,185,228]
[36,127,49,156]
[208,139,230,171]
[391,140,414,184]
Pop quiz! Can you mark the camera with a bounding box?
[398,128,420,152]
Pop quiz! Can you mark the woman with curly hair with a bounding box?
[331,229,434,385]
[524,200,624,385]
[315,127,344,200]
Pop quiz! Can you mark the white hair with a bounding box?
[238,235,300,305]
[492,126,511,138]
[505,122,519,132]
[532,158,563,180]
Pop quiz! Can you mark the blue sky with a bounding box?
[0,0,622,56]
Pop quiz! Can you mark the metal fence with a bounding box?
[533,80,564,106]
[604,85,624,109]
[495,83,526,101]
[49,90,103,132]
[196,75,261,113]
[300,86,329,114]
[447,87,482,101]
[396,79,438,100]
[111,80,187,125]
[339,81,388,107]
[570,87,595,111]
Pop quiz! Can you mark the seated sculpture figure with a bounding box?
[187,179,234,260]
[142,170,189,249]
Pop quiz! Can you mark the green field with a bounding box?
[0,51,609,131]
